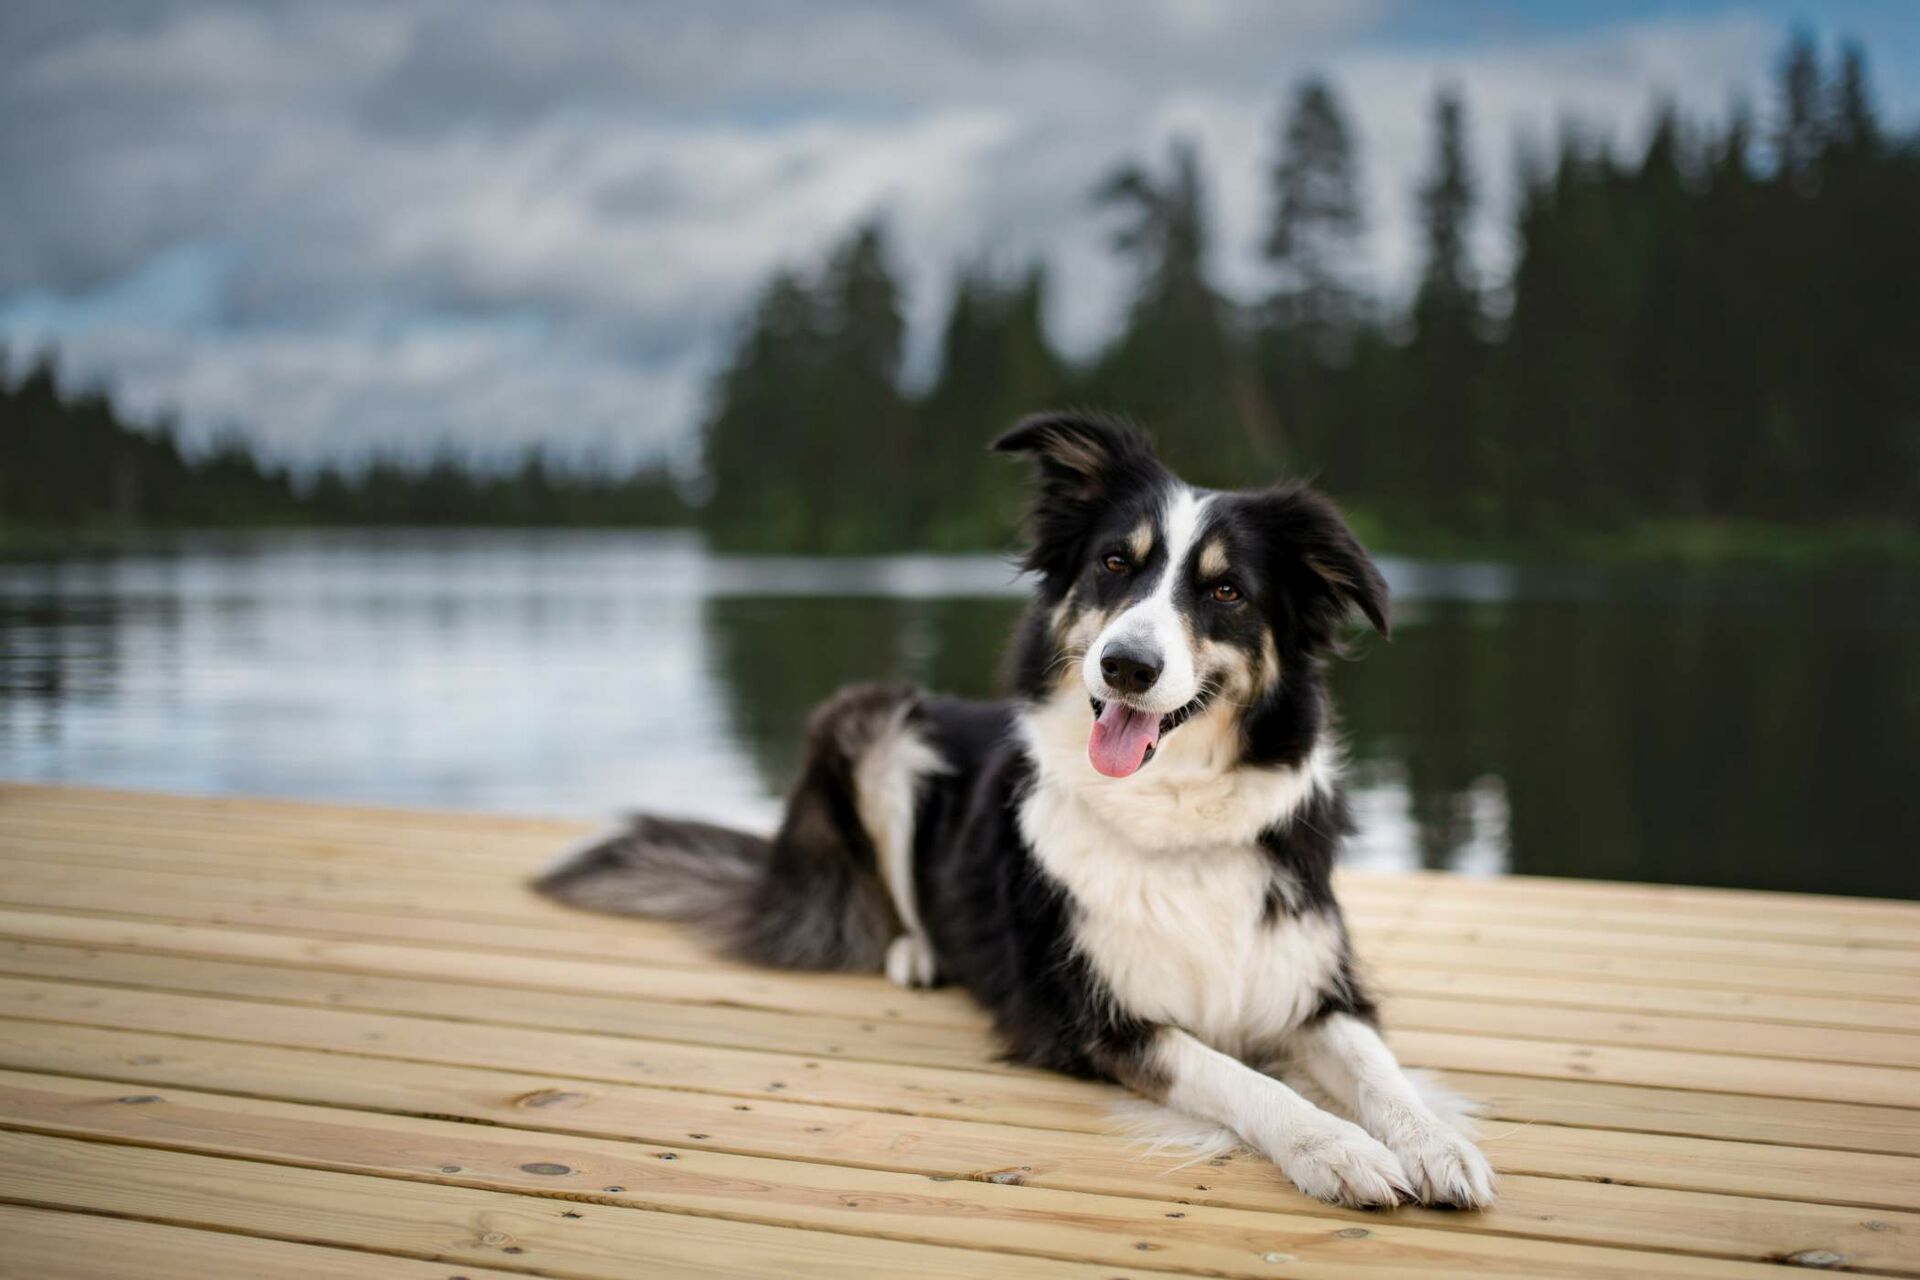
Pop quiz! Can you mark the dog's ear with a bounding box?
[992,411,1158,503]
[992,411,1166,589]
[1248,483,1389,648]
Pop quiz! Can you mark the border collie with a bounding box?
[536,412,1495,1209]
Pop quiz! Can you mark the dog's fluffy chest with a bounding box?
[1018,782,1342,1054]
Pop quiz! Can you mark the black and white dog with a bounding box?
[537,412,1495,1209]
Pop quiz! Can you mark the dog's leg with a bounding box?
[852,701,945,989]
[883,934,938,988]
[1296,1013,1497,1208]
[1124,1027,1411,1207]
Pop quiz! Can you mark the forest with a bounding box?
[5,31,1915,560]
[702,31,1919,557]
[0,356,686,537]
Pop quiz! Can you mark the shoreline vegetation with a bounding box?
[8,515,1917,572]
[4,30,1915,570]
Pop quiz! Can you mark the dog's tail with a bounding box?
[531,683,927,973]
[532,814,771,934]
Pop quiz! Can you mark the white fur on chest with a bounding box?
[1017,706,1344,1054]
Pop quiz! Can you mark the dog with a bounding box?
[535,411,1496,1209]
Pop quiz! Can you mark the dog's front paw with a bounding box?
[884,935,938,988]
[1265,1117,1412,1208]
[1384,1116,1497,1209]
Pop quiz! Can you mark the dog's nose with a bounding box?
[1100,645,1162,695]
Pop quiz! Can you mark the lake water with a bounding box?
[3,528,1914,898]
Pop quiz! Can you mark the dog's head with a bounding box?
[995,411,1386,779]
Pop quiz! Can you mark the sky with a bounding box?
[2,1,1915,471]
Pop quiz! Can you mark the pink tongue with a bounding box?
[1089,701,1161,778]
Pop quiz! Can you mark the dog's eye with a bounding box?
[1211,583,1241,603]
[1101,554,1130,574]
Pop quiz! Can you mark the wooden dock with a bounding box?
[0,783,1915,1278]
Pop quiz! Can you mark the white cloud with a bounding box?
[0,3,1794,466]
[10,317,703,467]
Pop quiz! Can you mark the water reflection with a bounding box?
[2,530,1914,898]
[1333,588,1920,896]
[704,596,1025,789]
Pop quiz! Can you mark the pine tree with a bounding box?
[817,219,912,548]
[922,262,1063,547]
[1089,138,1277,483]
[1624,105,1698,514]
[700,269,827,547]
[697,219,914,550]
[1827,41,1880,162]
[1405,86,1487,526]
[1265,76,1366,356]
[1260,76,1368,483]
[1775,28,1825,194]
[1689,101,1765,516]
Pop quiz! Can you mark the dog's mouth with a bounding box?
[1086,694,1206,779]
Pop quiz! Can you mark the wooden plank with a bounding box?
[1381,994,1920,1068]
[2,1019,1913,1274]
[11,834,1920,973]
[1434,1068,1920,1154]
[0,1129,1177,1280]
[5,781,1909,926]
[1371,934,1920,1004]
[16,781,1917,937]
[0,948,1897,1159]
[11,847,1920,1003]
[7,849,1918,1006]
[5,876,1919,1037]
[0,1205,536,1280]
[0,781,584,839]
[3,939,1913,1154]
[3,926,1915,1088]
[4,910,1918,1098]
[1379,965,1920,1036]
[0,907,990,1028]
[1390,1026,1920,1108]
[0,883,720,969]
[8,781,1920,1275]
[1370,915,1920,974]
[0,822,557,874]
[1353,861,1920,915]
[10,784,1920,945]
[0,1086,1846,1280]
[0,974,1115,1131]
[1347,882,1920,949]
[4,980,1916,1205]
[0,937,1006,1070]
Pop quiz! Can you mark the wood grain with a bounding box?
[3,782,1919,1277]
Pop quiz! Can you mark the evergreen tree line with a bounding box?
[0,354,687,535]
[703,31,1920,554]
